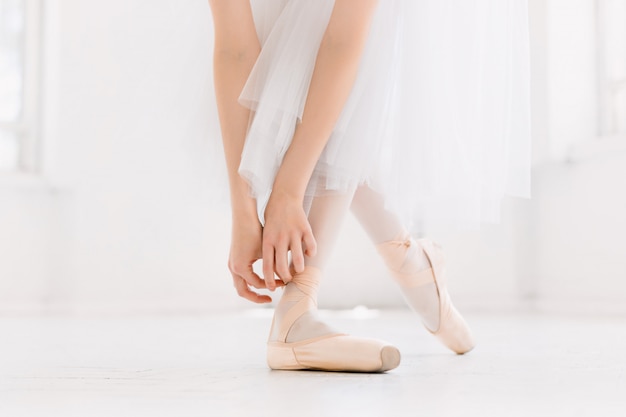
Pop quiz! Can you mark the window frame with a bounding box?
[0,0,42,174]
[596,0,626,138]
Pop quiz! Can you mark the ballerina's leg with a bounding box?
[350,184,475,354]
[268,190,354,344]
[350,184,441,331]
[267,189,400,371]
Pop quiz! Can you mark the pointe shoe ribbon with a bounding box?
[267,266,401,372]
[273,269,319,343]
[376,235,475,355]
[376,235,440,288]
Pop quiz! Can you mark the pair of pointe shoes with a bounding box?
[266,237,475,372]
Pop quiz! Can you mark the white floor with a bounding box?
[0,310,625,417]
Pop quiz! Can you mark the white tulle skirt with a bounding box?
[235,0,531,233]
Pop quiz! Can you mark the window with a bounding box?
[597,0,626,137]
[0,0,40,173]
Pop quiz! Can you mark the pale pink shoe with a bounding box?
[267,266,401,372]
[377,236,475,354]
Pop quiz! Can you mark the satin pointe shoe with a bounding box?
[376,236,475,354]
[266,266,401,372]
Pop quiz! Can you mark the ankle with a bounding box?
[376,234,431,275]
[269,266,329,343]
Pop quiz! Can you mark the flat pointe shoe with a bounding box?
[377,236,475,355]
[266,266,400,372]
[267,335,401,372]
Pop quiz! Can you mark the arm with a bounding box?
[262,0,380,286]
[209,0,283,303]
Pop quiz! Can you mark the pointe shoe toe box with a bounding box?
[432,306,476,354]
[268,335,401,372]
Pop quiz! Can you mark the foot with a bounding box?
[376,233,475,354]
[267,266,401,372]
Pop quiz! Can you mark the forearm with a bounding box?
[214,51,259,220]
[272,0,379,200]
[210,0,261,221]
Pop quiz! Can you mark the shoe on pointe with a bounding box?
[377,235,475,354]
[266,266,401,372]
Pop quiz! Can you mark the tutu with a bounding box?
[230,0,530,233]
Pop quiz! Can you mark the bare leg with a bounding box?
[351,185,441,331]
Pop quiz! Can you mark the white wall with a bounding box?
[545,0,598,158]
[527,0,626,313]
[1,0,240,314]
[0,0,522,315]
[530,157,626,314]
[598,0,626,135]
[1,0,624,316]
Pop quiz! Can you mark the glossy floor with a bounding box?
[0,310,624,417]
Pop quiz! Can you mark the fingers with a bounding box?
[229,260,279,303]
[232,275,272,304]
[274,241,293,283]
[228,258,263,287]
[263,231,313,280]
[262,242,277,291]
[303,229,317,258]
[262,201,316,282]
[265,236,307,282]
[239,268,266,290]
[290,237,305,274]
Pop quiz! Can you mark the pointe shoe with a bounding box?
[376,236,475,354]
[267,266,401,372]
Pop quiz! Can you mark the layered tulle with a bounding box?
[237,0,531,233]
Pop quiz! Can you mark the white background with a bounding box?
[0,0,625,316]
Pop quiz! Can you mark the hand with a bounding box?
[262,191,317,289]
[228,215,284,303]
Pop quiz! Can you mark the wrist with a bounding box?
[229,178,259,225]
[267,185,304,209]
[272,132,318,202]
[271,163,308,203]
[231,206,259,225]
[231,199,258,224]
[231,211,261,237]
